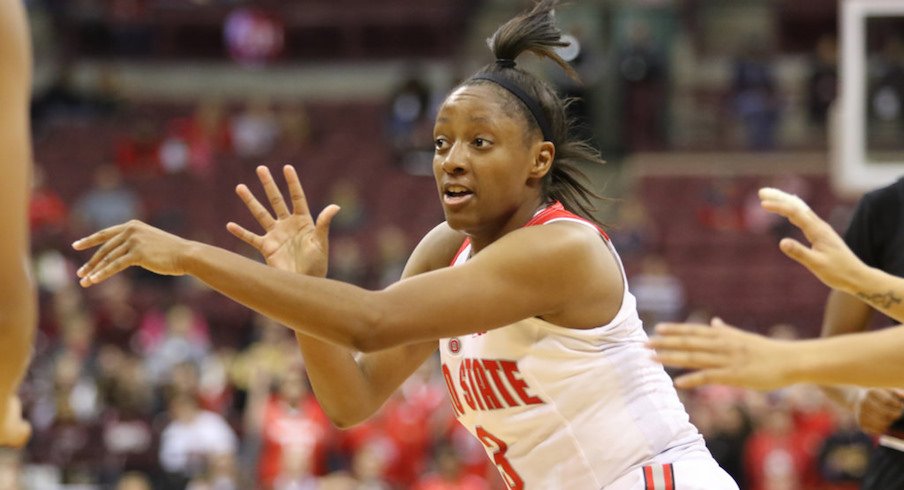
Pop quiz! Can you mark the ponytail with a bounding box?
[463,0,608,225]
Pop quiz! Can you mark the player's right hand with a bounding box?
[73,219,190,286]
[227,165,340,277]
[853,388,904,436]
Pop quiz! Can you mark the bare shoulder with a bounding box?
[493,219,610,263]
[474,221,623,327]
[401,222,467,278]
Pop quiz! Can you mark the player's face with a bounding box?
[432,84,545,237]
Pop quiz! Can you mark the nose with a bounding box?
[440,142,467,175]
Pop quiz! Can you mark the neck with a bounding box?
[468,196,548,254]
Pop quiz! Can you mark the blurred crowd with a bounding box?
[18,1,904,489]
[19,90,878,490]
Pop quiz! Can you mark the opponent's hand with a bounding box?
[648,318,795,390]
[852,388,904,436]
[0,396,30,448]
[226,165,340,276]
[759,187,865,292]
[73,220,191,286]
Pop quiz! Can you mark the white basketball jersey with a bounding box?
[439,203,712,489]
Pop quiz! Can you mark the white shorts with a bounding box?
[605,458,738,490]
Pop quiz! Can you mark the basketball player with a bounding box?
[0,0,37,447]
[819,177,904,490]
[73,2,737,487]
[649,188,904,389]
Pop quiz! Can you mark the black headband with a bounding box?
[471,70,553,142]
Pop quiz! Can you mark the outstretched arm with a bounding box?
[648,187,904,391]
[759,187,904,322]
[74,167,616,421]
[74,214,600,349]
[0,0,37,447]
[649,319,904,390]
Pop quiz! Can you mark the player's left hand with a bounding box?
[648,318,795,390]
[227,165,340,277]
[72,220,191,287]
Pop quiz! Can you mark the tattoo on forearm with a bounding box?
[857,290,903,309]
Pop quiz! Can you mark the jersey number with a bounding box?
[476,426,524,490]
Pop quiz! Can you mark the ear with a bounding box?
[529,141,555,179]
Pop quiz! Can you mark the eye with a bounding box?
[473,137,491,148]
[434,137,449,151]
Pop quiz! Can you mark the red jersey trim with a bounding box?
[448,202,608,266]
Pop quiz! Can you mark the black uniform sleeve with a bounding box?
[843,193,879,268]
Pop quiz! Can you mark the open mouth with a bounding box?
[443,185,474,205]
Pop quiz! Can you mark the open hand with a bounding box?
[73,220,190,286]
[759,187,865,292]
[227,165,339,276]
[648,318,795,390]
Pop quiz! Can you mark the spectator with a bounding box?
[72,164,143,235]
[731,38,781,151]
[807,35,838,128]
[100,352,159,483]
[817,411,873,490]
[617,20,667,151]
[116,471,153,490]
[231,95,280,159]
[142,304,211,383]
[114,119,162,177]
[246,367,331,489]
[413,441,490,490]
[28,164,68,241]
[631,255,686,328]
[743,402,811,490]
[159,393,238,487]
[278,100,312,151]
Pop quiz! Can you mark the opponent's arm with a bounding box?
[817,290,899,434]
[650,319,904,390]
[760,187,904,323]
[816,192,904,433]
[0,0,37,447]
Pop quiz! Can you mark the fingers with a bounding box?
[653,322,720,337]
[649,323,731,370]
[75,231,127,279]
[674,369,729,389]
[79,249,133,287]
[226,222,264,250]
[73,227,134,286]
[235,184,276,230]
[72,223,126,251]
[257,166,290,219]
[314,205,341,243]
[758,187,824,242]
[778,238,818,269]
[653,350,731,370]
[283,165,311,216]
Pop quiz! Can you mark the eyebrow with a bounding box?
[435,115,496,125]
